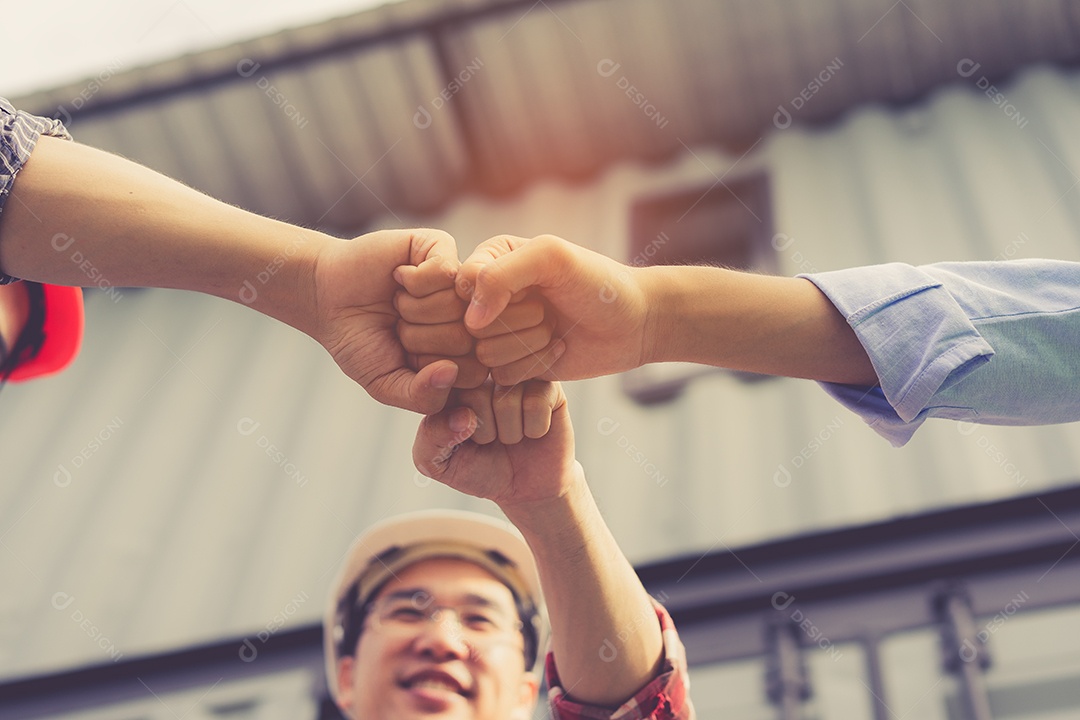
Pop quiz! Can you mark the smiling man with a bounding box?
[326,511,545,719]
[324,380,695,719]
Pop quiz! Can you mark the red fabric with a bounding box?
[8,283,85,382]
[545,602,694,720]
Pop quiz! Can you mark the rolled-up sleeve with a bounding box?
[546,602,695,719]
[1,96,72,284]
[801,260,1080,446]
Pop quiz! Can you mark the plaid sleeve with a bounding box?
[1,97,73,284]
[546,601,695,720]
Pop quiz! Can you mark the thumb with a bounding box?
[413,405,478,478]
[376,360,459,415]
[409,228,460,268]
[463,238,556,331]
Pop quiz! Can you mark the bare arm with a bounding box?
[452,234,877,386]
[0,136,324,328]
[414,381,663,706]
[640,263,876,384]
[0,135,464,412]
[504,465,663,706]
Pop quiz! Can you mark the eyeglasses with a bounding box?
[337,586,541,670]
[365,594,524,647]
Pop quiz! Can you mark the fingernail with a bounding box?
[431,364,458,390]
[465,297,487,328]
[552,340,566,361]
[392,268,404,285]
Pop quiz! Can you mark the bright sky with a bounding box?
[1,0,397,97]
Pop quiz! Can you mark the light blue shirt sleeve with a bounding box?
[799,260,1080,446]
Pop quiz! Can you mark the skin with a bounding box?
[0,282,28,361]
[395,233,878,387]
[336,558,538,720]
[414,380,665,706]
[394,257,555,389]
[0,135,510,408]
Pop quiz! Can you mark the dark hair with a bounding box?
[0,282,47,384]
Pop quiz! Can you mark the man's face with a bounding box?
[336,557,538,720]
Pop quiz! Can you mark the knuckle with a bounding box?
[499,428,523,445]
[474,263,495,288]
[460,354,488,373]
[473,341,498,367]
[456,367,489,389]
[419,226,452,245]
[491,366,520,387]
[453,384,484,406]
[450,326,476,354]
[393,291,415,316]
[521,393,549,415]
[472,424,496,444]
[396,319,416,345]
[474,261,506,292]
[492,387,517,409]
[523,417,546,439]
[531,325,554,347]
[533,234,567,258]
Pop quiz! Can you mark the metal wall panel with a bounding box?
[13,0,1080,233]
[2,0,1080,690]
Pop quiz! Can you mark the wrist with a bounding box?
[227,220,329,337]
[638,265,692,364]
[499,461,591,540]
[498,464,612,575]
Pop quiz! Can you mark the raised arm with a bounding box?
[413,380,675,709]
[455,234,877,386]
[0,128,460,412]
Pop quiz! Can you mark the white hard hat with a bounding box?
[323,510,547,703]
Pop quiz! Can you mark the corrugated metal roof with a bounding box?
[3,0,1080,688]
[12,0,1080,235]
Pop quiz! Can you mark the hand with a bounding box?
[397,284,557,388]
[392,253,490,388]
[457,235,651,385]
[310,228,465,414]
[412,379,578,511]
[416,378,667,708]
[394,261,556,390]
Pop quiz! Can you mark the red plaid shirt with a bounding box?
[545,602,694,719]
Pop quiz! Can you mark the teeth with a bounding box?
[413,679,459,693]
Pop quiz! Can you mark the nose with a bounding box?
[411,610,471,660]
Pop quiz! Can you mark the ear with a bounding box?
[509,672,540,720]
[335,656,356,716]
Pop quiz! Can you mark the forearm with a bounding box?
[639,264,878,385]
[0,136,328,335]
[501,464,663,707]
